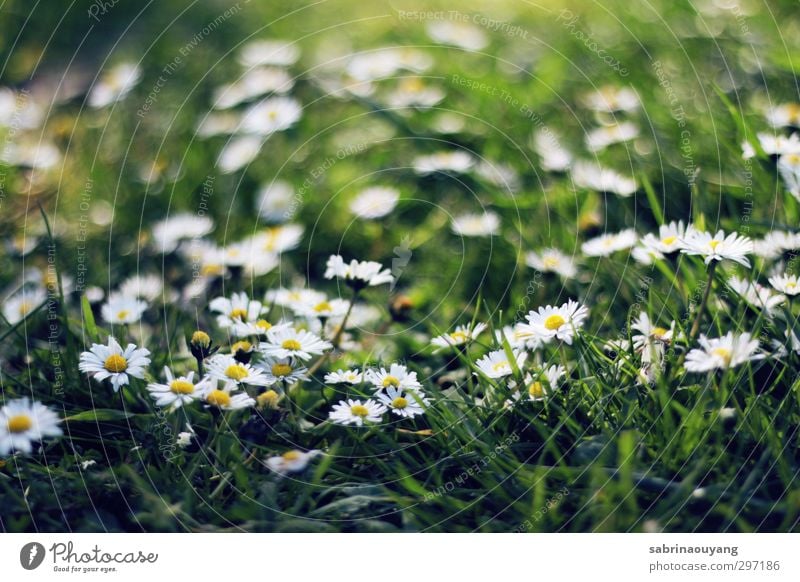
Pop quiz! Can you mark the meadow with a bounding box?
[1,0,800,532]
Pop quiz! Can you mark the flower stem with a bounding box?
[689,261,717,342]
[307,289,359,377]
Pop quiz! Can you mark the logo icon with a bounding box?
[20,542,46,570]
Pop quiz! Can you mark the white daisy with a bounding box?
[345,48,432,82]
[119,273,166,302]
[475,160,521,192]
[475,349,528,379]
[146,368,209,410]
[198,380,256,411]
[685,332,763,372]
[349,186,400,219]
[572,161,637,196]
[741,132,800,159]
[209,292,265,331]
[2,286,47,325]
[451,212,501,237]
[212,67,294,109]
[217,135,264,173]
[386,77,445,109]
[266,287,328,311]
[324,369,364,385]
[631,312,678,349]
[778,153,800,201]
[581,85,640,112]
[265,449,321,474]
[240,96,302,135]
[324,255,394,289]
[632,244,664,265]
[376,386,428,418]
[753,231,800,259]
[261,327,332,361]
[238,39,300,67]
[78,337,151,392]
[581,229,638,257]
[525,248,577,278]
[88,62,142,108]
[196,111,240,137]
[328,398,386,426]
[766,103,800,128]
[260,357,309,384]
[727,277,786,311]
[249,224,304,254]
[233,317,290,337]
[100,293,147,325]
[151,212,214,253]
[294,297,351,320]
[641,221,690,254]
[256,180,297,222]
[680,228,753,268]
[769,273,800,296]
[533,128,572,172]
[521,299,589,345]
[426,20,488,50]
[0,398,62,455]
[585,121,639,151]
[510,365,566,403]
[496,323,543,351]
[206,354,275,388]
[366,363,423,392]
[412,151,474,174]
[431,323,487,350]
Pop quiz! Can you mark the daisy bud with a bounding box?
[257,389,281,410]
[231,340,254,363]
[190,330,214,360]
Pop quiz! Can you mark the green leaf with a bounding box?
[64,409,137,422]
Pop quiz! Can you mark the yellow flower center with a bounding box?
[271,363,293,377]
[104,354,128,373]
[256,319,272,331]
[257,389,280,408]
[391,397,408,409]
[351,404,369,418]
[18,301,32,316]
[449,331,469,343]
[170,380,195,395]
[652,327,669,337]
[544,314,566,330]
[201,264,224,277]
[708,240,721,251]
[661,236,677,245]
[232,340,252,353]
[787,282,797,289]
[224,364,249,380]
[206,389,231,407]
[282,450,302,461]
[116,310,130,320]
[281,339,302,351]
[492,361,509,372]
[382,375,401,388]
[7,414,32,433]
[313,301,332,313]
[528,382,545,399]
[229,308,248,320]
[191,330,211,347]
[543,256,559,268]
[712,347,732,363]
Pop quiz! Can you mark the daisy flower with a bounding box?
[741,132,800,159]
[727,277,786,312]
[233,318,290,337]
[475,349,527,379]
[496,324,543,351]
[521,299,589,345]
[533,128,572,172]
[151,212,214,253]
[571,161,637,196]
[641,221,690,254]
[199,381,256,411]
[324,369,364,385]
[431,322,487,350]
[632,244,664,265]
[100,293,147,325]
[146,368,209,410]
[293,297,351,320]
[209,292,265,331]
[376,386,428,418]
[412,150,474,174]
[451,212,501,237]
[324,255,394,289]
[260,357,309,384]
[212,67,294,109]
[585,121,639,152]
[119,273,166,302]
[2,286,47,325]
[217,135,263,173]
[581,229,638,257]
[265,449,321,475]
[88,62,142,108]
[238,39,300,67]
[426,20,488,50]
[753,231,800,259]
[766,103,800,128]
[250,224,304,254]
[261,326,332,361]
[241,96,302,135]
[525,248,577,279]
[386,77,445,109]
[510,365,566,403]
[79,337,151,392]
[581,85,640,112]
[256,180,297,222]
[267,287,327,310]
[206,354,275,388]
[328,398,387,426]
[349,186,400,219]
[0,398,62,455]
[778,153,800,201]
[366,363,423,392]
[631,312,677,348]
[680,228,753,268]
[685,332,763,372]
[769,273,800,297]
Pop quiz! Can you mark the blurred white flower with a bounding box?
[213,67,294,109]
[476,349,527,379]
[2,286,47,325]
[324,255,394,288]
[431,322,487,350]
[413,150,474,174]
[778,152,800,201]
[238,39,300,67]
[766,103,800,128]
[152,212,214,253]
[324,369,364,384]
[256,180,297,222]
[685,332,762,372]
[768,273,800,296]
[100,293,147,325]
[349,186,400,219]
[525,248,577,279]
[581,85,640,112]
[266,449,321,474]
[727,277,786,312]
[451,211,500,237]
[216,135,264,173]
[572,161,637,196]
[88,62,142,108]
[585,121,639,151]
[426,20,488,51]
[681,228,753,268]
[329,398,386,426]
[581,229,638,257]
[0,398,62,455]
[240,96,302,135]
[533,128,572,172]
[641,221,689,254]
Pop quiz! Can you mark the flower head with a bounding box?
[349,186,400,219]
[475,349,527,379]
[769,273,800,297]
[100,293,147,325]
[79,337,151,392]
[685,332,763,372]
[525,248,577,279]
[641,221,690,254]
[376,386,428,418]
[261,327,332,361]
[451,212,501,237]
[328,398,386,426]
[207,354,275,387]
[581,229,638,257]
[324,369,364,385]
[681,228,753,268]
[431,322,487,350]
[146,367,209,410]
[0,398,62,455]
[324,255,394,289]
[366,363,422,392]
[521,299,589,345]
[265,449,321,474]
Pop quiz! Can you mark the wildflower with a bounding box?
[533,129,572,172]
[581,229,638,257]
[509,365,566,403]
[146,368,209,410]
[525,248,577,279]
[261,357,308,384]
[266,449,321,474]
[324,255,394,289]
[294,297,351,320]
[426,20,488,50]
[261,327,332,361]
[680,228,753,268]
[631,312,677,349]
[778,153,800,201]
[250,224,304,254]
[241,96,302,135]
[412,151,474,174]
[581,85,640,112]
[475,349,527,379]
[366,363,422,392]
[571,161,637,196]
[151,212,214,253]
[328,398,387,426]
[741,132,800,159]
[2,287,47,325]
[324,369,364,385]
[88,62,142,108]
[769,273,800,297]
[641,221,690,254]
[207,354,275,388]
[431,323,487,350]
[728,277,786,311]
[79,337,151,392]
[217,135,263,173]
[376,386,428,418]
[0,398,62,455]
[585,121,639,152]
[766,103,800,128]
[213,67,293,109]
[176,424,196,449]
[100,293,147,325]
[257,389,282,410]
[632,245,664,265]
[209,292,265,331]
[521,299,589,345]
[256,180,297,222]
[199,381,256,411]
[685,332,763,372]
[349,186,399,219]
[238,39,300,67]
[119,274,166,302]
[451,212,501,237]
